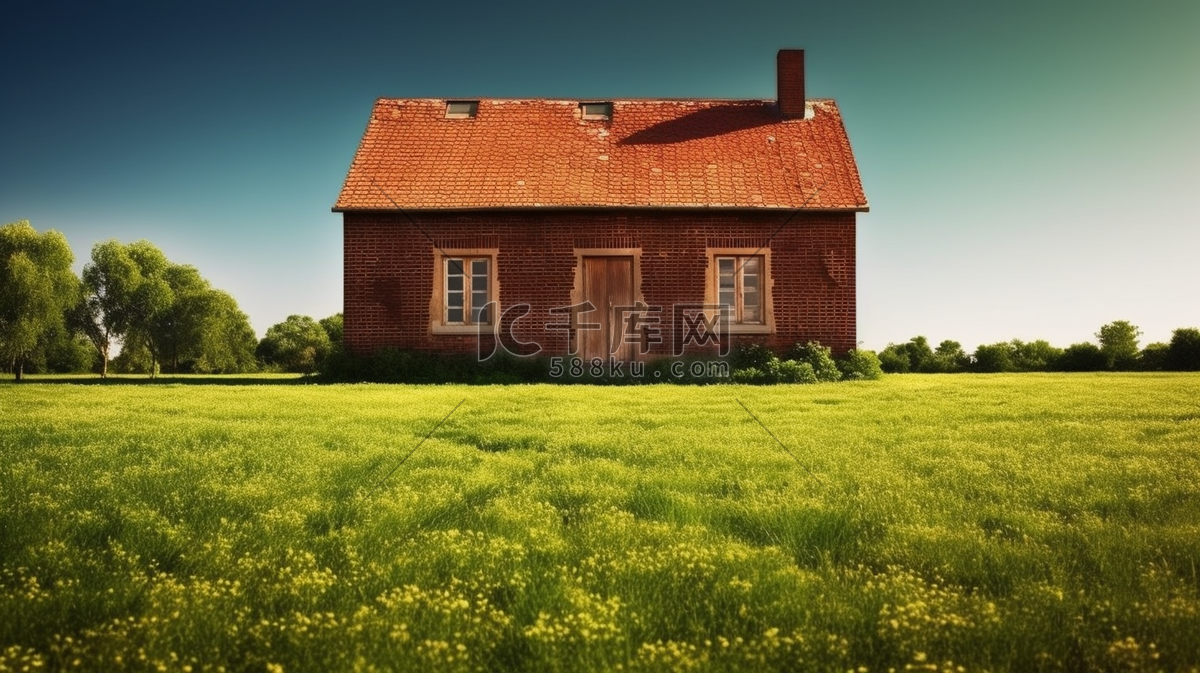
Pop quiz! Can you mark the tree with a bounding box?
[1010,339,1062,372]
[121,242,173,376]
[1165,328,1200,371]
[79,240,257,377]
[904,336,934,373]
[319,313,343,346]
[320,312,344,362]
[27,321,97,374]
[257,315,333,373]
[878,336,935,374]
[929,340,969,373]
[1139,342,1169,371]
[79,239,153,378]
[1056,342,1106,372]
[191,290,257,373]
[1096,320,1141,370]
[144,263,206,373]
[971,342,1013,373]
[0,221,79,381]
[878,344,910,373]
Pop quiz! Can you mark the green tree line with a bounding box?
[879,320,1200,374]
[2,220,342,380]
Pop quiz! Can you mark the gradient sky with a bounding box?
[3,0,1197,351]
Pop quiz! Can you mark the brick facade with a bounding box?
[343,209,856,358]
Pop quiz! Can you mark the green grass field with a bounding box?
[2,374,1198,672]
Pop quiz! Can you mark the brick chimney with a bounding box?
[777,49,806,119]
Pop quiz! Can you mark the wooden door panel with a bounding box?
[580,256,634,362]
[607,257,633,361]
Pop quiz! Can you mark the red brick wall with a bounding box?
[777,49,806,119]
[342,210,856,357]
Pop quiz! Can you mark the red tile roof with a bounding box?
[333,98,867,211]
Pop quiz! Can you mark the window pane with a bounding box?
[472,290,488,312]
[581,102,612,119]
[447,259,464,275]
[719,289,735,309]
[447,275,463,292]
[743,289,761,323]
[448,290,463,308]
[472,274,488,292]
[446,101,478,118]
[718,258,734,274]
[472,258,489,276]
[447,307,464,323]
[472,304,490,324]
[741,256,759,274]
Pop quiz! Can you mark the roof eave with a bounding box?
[332,204,868,214]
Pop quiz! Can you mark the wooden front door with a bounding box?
[579,256,634,362]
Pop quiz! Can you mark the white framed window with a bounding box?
[431,249,498,334]
[705,248,773,334]
[717,255,763,324]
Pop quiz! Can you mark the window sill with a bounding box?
[431,324,494,335]
[722,323,773,335]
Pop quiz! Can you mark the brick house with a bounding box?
[333,50,867,364]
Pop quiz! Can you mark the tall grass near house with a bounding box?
[1,374,1198,671]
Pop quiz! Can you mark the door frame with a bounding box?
[570,248,644,360]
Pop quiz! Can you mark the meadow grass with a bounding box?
[1,374,1198,672]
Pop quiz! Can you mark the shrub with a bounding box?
[730,366,766,384]
[730,343,776,371]
[1055,342,1106,372]
[926,340,969,373]
[257,315,333,374]
[769,359,818,384]
[1165,328,1200,371]
[1009,339,1063,372]
[787,341,842,382]
[321,348,550,384]
[1139,342,1169,371]
[971,343,1014,373]
[837,349,883,380]
[731,358,816,384]
[878,345,910,373]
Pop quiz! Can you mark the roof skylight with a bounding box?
[445,101,479,119]
[580,102,612,121]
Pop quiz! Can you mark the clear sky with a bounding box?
[3,0,1197,351]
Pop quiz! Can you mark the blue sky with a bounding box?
[3,0,1197,351]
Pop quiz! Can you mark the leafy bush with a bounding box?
[769,359,818,384]
[926,340,969,373]
[879,336,936,373]
[837,349,884,380]
[730,366,766,384]
[730,343,776,372]
[1055,342,1106,372]
[1165,328,1200,371]
[730,359,816,384]
[878,345,910,373]
[257,315,333,374]
[1009,340,1063,372]
[788,341,842,382]
[1138,342,1169,371]
[972,343,1014,373]
[322,348,550,384]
